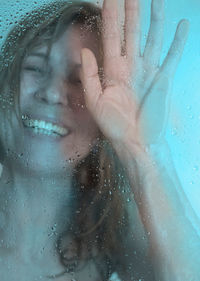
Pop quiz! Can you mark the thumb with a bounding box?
[80,48,102,115]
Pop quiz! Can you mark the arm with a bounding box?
[113,139,200,280]
[80,0,200,279]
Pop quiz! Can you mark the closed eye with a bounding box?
[24,66,45,74]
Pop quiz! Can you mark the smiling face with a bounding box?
[5,24,101,175]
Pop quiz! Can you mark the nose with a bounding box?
[35,76,69,107]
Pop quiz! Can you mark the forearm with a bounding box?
[112,139,200,280]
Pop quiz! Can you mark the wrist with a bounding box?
[112,134,170,170]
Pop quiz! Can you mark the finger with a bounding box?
[138,75,170,144]
[124,0,141,61]
[161,20,190,76]
[101,0,122,84]
[80,48,102,114]
[102,0,121,60]
[143,0,165,67]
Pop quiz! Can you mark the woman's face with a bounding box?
[13,24,101,174]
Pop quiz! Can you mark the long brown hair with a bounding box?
[0,1,135,279]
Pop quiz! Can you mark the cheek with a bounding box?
[68,88,86,112]
[20,74,40,104]
[61,111,99,165]
[75,109,96,130]
[73,108,99,141]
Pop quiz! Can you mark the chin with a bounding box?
[6,144,89,177]
[1,122,96,177]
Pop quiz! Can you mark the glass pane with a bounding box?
[0,0,199,280]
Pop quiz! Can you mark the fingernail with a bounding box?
[178,20,190,38]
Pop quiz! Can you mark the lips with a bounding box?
[22,114,70,137]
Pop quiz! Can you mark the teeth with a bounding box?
[33,128,58,137]
[22,116,68,136]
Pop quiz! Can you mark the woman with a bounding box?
[0,0,200,280]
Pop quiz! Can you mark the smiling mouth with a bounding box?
[22,115,69,137]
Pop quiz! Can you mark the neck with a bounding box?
[0,161,77,262]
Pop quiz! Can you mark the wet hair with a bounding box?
[0,1,140,279]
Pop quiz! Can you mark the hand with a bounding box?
[80,0,189,153]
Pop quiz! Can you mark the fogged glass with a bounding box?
[0,0,199,281]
